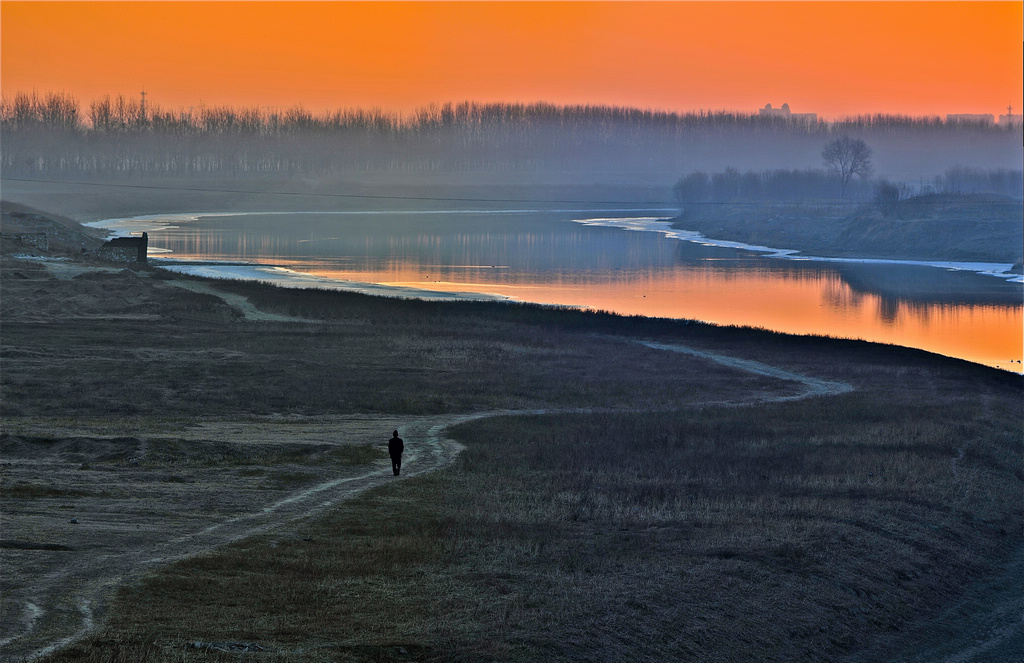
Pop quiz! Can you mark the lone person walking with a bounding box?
[388,430,404,476]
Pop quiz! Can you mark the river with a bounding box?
[89,209,1023,372]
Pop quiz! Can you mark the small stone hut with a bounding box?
[96,232,148,263]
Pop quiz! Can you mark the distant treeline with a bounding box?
[928,165,1024,198]
[2,91,1021,180]
[673,167,1023,219]
[674,166,1023,208]
[674,169,864,206]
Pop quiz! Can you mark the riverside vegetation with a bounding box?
[670,167,1023,265]
[1,207,1021,662]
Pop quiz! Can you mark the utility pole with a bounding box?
[140,89,147,123]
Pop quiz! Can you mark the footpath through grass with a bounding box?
[4,257,1020,662]
[45,381,1022,662]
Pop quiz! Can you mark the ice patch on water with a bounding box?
[573,217,1023,283]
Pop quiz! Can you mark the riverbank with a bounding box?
[576,216,1022,285]
[2,207,1022,662]
[669,195,1024,266]
[5,175,1020,271]
[9,200,1022,370]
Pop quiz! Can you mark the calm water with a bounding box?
[93,209,1023,372]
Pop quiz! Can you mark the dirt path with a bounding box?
[2,338,847,663]
[9,284,1015,662]
[2,413,475,661]
[169,278,854,401]
[2,280,858,662]
[635,339,853,400]
[165,280,317,323]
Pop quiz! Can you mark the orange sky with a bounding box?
[1,1,1021,118]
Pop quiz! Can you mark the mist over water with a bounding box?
[92,209,1023,372]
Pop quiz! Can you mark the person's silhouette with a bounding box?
[388,430,404,476]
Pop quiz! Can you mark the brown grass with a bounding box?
[41,388,1022,662]
[0,272,796,420]
[4,257,1021,662]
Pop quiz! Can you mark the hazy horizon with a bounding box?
[10,89,1024,126]
[2,1,1020,119]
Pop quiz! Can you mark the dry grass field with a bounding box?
[1,207,1021,662]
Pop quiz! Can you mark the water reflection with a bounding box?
[131,210,1022,372]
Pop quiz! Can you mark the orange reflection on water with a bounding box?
[309,262,1023,372]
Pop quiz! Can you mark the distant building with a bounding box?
[946,113,995,126]
[998,113,1023,128]
[758,103,817,123]
[95,232,147,263]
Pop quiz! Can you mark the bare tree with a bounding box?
[821,136,873,198]
[673,171,710,218]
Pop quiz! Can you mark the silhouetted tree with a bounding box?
[873,180,905,217]
[673,172,710,218]
[821,136,873,198]
[711,167,743,202]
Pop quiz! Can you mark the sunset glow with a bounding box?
[2,1,1021,118]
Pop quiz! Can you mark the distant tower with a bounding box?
[140,89,147,122]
